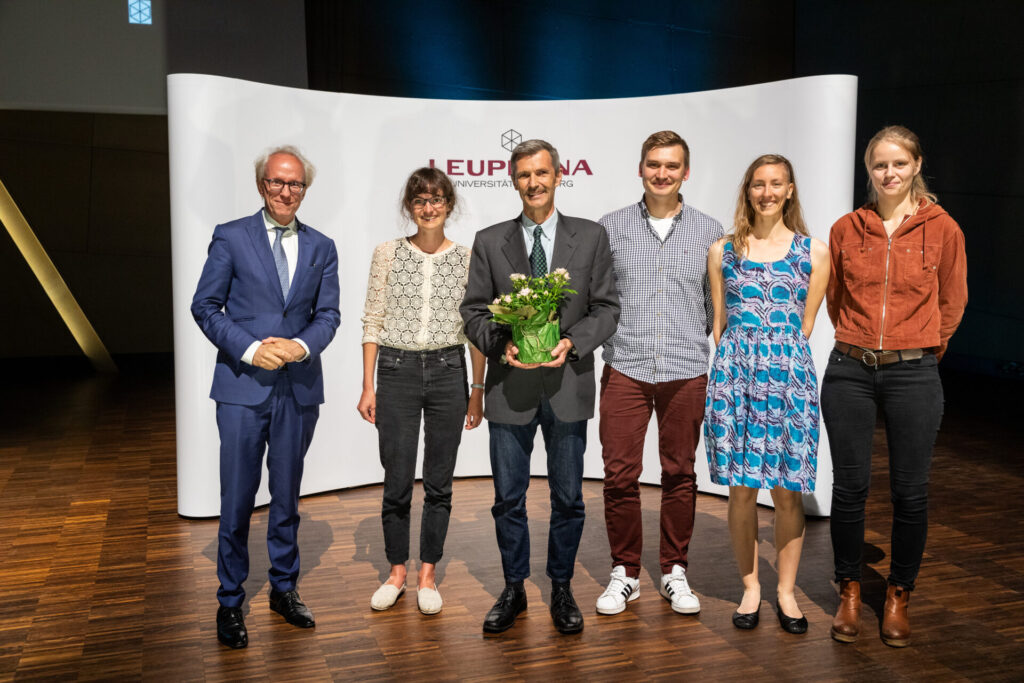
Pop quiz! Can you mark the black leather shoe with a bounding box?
[732,606,760,630]
[777,604,808,634]
[550,582,583,634]
[270,589,315,628]
[483,582,527,634]
[216,606,248,649]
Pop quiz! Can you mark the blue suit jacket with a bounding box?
[191,209,341,406]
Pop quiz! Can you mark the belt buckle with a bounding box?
[860,349,879,368]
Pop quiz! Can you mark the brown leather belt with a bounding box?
[834,342,926,368]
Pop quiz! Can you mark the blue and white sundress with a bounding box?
[704,236,819,492]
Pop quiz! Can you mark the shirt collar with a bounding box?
[521,209,558,239]
[638,193,685,221]
[262,209,298,233]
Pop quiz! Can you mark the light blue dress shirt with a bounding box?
[520,210,558,274]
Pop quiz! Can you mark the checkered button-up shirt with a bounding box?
[599,196,724,383]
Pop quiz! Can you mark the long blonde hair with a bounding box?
[730,154,808,257]
[863,125,937,206]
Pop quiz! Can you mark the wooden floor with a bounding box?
[1,356,1022,682]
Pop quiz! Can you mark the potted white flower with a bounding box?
[487,269,575,364]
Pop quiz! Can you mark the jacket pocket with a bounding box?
[895,244,940,294]
[839,246,884,287]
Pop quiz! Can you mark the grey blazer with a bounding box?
[460,212,620,424]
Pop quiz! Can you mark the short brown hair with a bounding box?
[640,131,690,170]
[510,139,561,178]
[399,167,458,222]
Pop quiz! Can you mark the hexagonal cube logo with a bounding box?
[501,129,522,152]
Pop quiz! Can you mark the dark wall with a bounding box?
[792,0,1024,375]
[168,0,307,88]
[0,0,166,113]
[0,111,172,356]
[306,1,795,99]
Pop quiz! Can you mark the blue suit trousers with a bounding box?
[215,372,319,607]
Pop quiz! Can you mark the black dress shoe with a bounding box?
[776,604,808,634]
[483,582,527,634]
[270,588,315,628]
[732,606,760,630]
[217,606,248,649]
[550,582,583,634]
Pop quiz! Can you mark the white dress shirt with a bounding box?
[240,210,310,364]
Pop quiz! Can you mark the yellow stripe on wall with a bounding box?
[0,178,117,373]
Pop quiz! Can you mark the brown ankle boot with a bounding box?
[881,584,911,647]
[830,579,861,642]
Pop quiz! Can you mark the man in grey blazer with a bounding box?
[460,139,620,635]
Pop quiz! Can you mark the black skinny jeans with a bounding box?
[821,348,944,590]
[375,345,468,565]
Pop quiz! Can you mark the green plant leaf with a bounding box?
[527,308,549,325]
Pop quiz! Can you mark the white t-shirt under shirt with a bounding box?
[648,214,674,241]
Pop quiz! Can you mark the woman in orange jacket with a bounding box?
[822,125,967,648]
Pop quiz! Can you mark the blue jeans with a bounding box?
[488,397,587,583]
[375,345,468,565]
[821,348,944,589]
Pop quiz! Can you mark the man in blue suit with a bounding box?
[191,145,340,649]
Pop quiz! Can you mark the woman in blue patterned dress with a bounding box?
[705,155,829,633]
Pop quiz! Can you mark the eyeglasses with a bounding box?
[411,197,447,210]
[263,178,307,194]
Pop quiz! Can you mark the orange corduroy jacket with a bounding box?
[826,200,967,359]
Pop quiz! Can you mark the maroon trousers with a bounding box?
[599,365,707,577]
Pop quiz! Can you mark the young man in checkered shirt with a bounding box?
[595,131,723,616]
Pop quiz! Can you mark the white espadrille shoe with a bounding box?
[417,585,443,615]
[370,582,406,611]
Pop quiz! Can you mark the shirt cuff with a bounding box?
[241,340,261,365]
[292,338,310,362]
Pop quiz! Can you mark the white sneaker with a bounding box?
[596,566,640,615]
[660,565,700,614]
[370,581,405,611]
[417,585,443,615]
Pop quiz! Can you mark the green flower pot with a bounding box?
[512,319,561,364]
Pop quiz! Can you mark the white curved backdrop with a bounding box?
[169,73,857,518]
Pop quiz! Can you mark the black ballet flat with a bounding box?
[732,606,760,629]
[776,604,808,634]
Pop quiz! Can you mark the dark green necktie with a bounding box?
[530,225,547,277]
